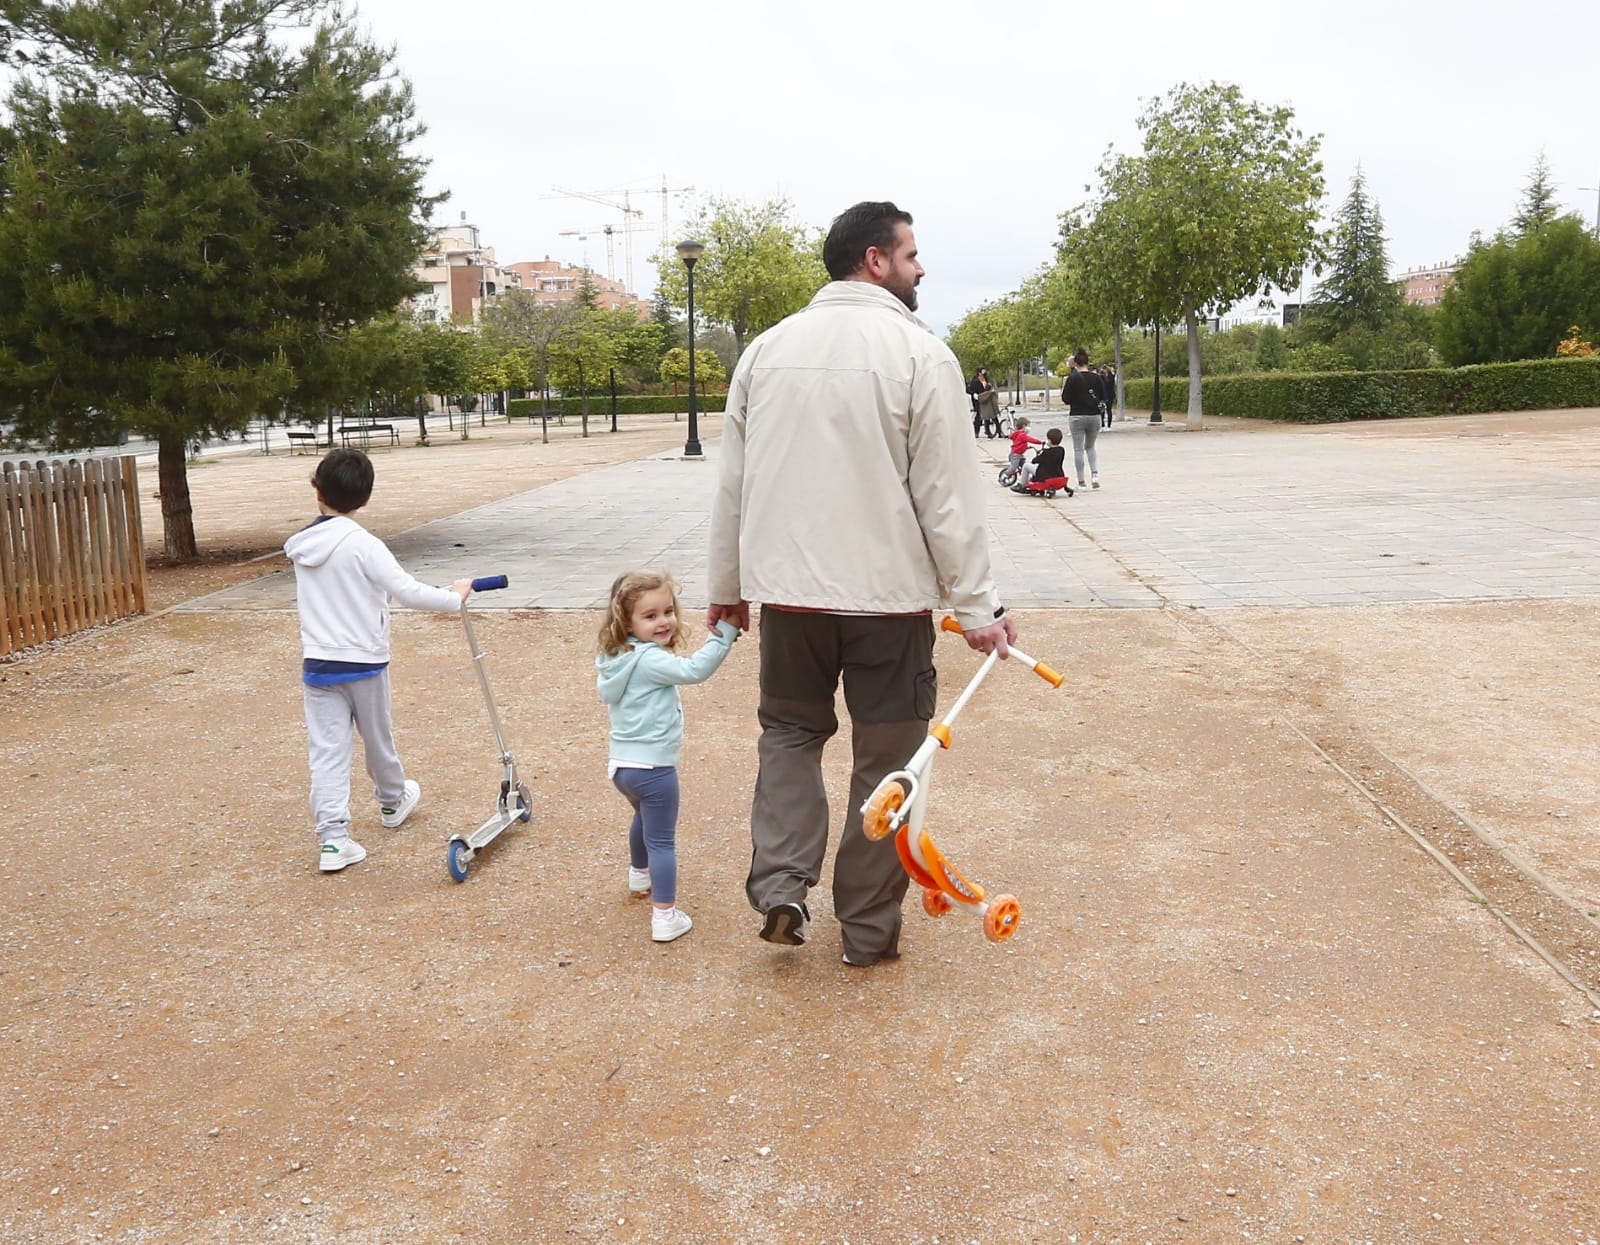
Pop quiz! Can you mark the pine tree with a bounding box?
[1307,165,1400,339]
[1512,153,1560,236]
[0,0,437,559]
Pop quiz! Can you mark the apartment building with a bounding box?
[505,259,650,319]
[1399,262,1458,307]
[410,216,520,324]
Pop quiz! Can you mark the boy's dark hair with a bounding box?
[823,201,913,280]
[1073,347,1090,367]
[1047,427,1063,444]
[312,448,375,514]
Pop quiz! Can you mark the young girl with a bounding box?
[596,570,739,942]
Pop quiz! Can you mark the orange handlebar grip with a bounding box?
[939,615,965,635]
[1033,662,1064,688]
[930,723,952,749]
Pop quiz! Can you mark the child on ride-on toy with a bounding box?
[1012,427,1066,492]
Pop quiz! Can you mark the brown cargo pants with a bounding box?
[746,607,937,964]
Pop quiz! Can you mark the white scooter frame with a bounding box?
[447,575,532,882]
[859,616,1063,942]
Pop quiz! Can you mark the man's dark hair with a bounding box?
[312,448,375,514]
[823,201,913,280]
[1073,347,1090,367]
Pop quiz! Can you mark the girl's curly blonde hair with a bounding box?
[597,569,686,657]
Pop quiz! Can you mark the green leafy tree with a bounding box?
[654,197,827,354]
[480,288,584,437]
[1254,322,1288,370]
[1303,166,1399,341]
[1512,153,1560,236]
[1435,216,1600,364]
[1115,82,1325,425]
[659,347,725,395]
[0,0,436,559]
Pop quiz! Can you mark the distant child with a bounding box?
[1007,417,1043,473]
[596,570,739,943]
[285,448,474,873]
[1014,427,1067,491]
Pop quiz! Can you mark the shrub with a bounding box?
[1121,357,1600,424]
[507,394,727,421]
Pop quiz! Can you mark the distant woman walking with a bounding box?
[967,367,1000,439]
[1062,349,1104,490]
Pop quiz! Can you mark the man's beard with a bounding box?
[888,278,919,312]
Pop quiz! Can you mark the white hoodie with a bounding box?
[283,516,461,663]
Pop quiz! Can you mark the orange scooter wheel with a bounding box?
[894,825,941,890]
[983,894,1021,943]
[922,887,954,918]
[862,783,906,841]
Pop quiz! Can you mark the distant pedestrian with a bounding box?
[285,448,474,873]
[967,367,1000,438]
[1062,348,1104,489]
[596,569,740,943]
[1097,366,1116,428]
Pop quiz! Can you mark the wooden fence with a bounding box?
[0,455,148,658]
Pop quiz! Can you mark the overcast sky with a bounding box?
[351,0,1598,336]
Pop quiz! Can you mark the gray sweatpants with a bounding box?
[1068,414,1100,485]
[747,609,936,963]
[303,672,408,841]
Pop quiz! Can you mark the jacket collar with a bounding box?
[806,280,932,333]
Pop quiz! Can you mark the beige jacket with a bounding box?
[707,281,1002,630]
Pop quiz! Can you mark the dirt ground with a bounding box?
[3,413,1599,1244]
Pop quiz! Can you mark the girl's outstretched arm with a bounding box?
[636,620,738,686]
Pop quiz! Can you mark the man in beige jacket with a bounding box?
[706,200,1017,967]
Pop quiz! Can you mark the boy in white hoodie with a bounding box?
[284,449,473,873]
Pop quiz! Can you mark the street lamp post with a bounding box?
[1150,323,1163,424]
[676,239,706,458]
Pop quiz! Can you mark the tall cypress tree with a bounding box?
[1512,153,1560,236]
[0,0,438,559]
[1306,165,1400,340]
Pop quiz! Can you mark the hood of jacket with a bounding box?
[284,515,362,569]
[595,642,646,706]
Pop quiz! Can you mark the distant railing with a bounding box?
[0,455,148,658]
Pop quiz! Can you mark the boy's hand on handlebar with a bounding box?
[707,601,749,632]
[963,615,1016,658]
[451,578,474,601]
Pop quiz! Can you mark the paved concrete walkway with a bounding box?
[186,415,1600,612]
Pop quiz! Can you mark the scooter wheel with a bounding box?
[862,782,905,841]
[983,894,1021,943]
[997,466,1019,488]
[922,887,953,918]
[516,782,533,824]
[447,837,472,883]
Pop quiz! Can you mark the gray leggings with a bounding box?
[1068,414,1100,483]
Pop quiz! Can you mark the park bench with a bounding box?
[336,423,399,448]
[286,430,324,454]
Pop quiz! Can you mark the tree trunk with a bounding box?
[157,433,198,561]
[1112,323,1126,422]
[1185,309,1205,429]
[579,362,589,438]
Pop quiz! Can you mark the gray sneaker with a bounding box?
[759,901,810,946]
[319,838,367,873]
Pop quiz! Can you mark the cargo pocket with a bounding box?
[914,665,938,721]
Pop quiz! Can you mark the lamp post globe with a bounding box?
[676,240,706,458]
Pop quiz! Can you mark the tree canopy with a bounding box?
[0,0,436,558]
[1303,165,1400,341]
[653,196,826,355]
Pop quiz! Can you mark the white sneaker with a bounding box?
[380,779,421,829]
[651,907,693,942]
[319,838,367,872]
[1091,474,1101,489]
[628,866,652,896]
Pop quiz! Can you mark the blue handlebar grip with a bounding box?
[472,575,509,592]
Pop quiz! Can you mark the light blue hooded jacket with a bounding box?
[595,620,738,766]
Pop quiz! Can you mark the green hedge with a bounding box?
[1121,357,1600,424]
[506,394,727,420]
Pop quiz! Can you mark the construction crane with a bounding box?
[557,220,650,284]
[543,186,646,293]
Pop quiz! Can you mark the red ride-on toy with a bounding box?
[858,617,1064,943]
[1011,475,1072,499]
